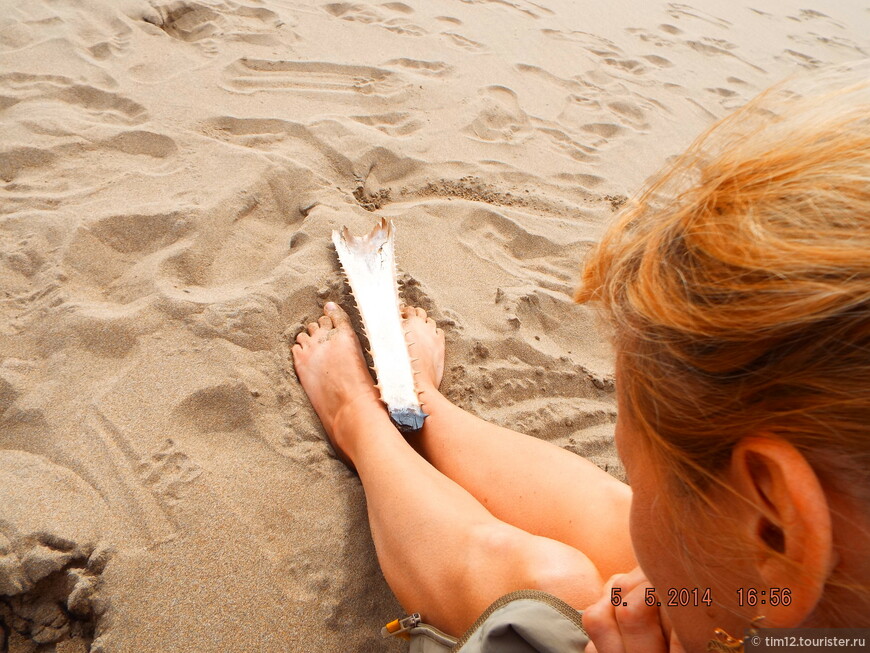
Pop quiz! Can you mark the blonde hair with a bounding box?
[576,65,870,616]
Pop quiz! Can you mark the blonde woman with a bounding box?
[292,63,870,652]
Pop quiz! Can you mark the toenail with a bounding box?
[325,301,337,310]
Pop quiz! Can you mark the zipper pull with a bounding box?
[381,612,422,640]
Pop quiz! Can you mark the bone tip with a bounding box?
[389,407,427,433]
[370,216,392,241]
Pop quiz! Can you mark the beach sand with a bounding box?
[0,0,867,650]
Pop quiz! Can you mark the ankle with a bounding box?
[417,384,446,415]
[330,394,392,452]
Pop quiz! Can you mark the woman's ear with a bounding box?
[729,436,833,626]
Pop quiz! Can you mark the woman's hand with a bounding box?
[583,567,686,653]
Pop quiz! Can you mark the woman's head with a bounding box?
[577,63,870,646]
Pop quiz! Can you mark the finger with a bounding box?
[583,596,625,653]
[318,314,333,329]
[602,572,632,598]
[306,321,319,335]
[324,301,351,328]
[603,569,639,590]
[583,573,625,653]
[613,582,668,653]
[583,569,650,653]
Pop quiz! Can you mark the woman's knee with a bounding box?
[464,522,603,611]
[523,536,603,609]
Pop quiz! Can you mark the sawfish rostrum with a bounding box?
[332,218,427,432]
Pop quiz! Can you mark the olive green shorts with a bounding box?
[403,590,588,653]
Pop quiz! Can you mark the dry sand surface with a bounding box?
[0,0,867,650]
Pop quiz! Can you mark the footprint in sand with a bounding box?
[322,2,427,37]
[777,48,824,68]
[704,86,743,109]
[194,294,281,351]
[0,0,133,60]
[665,2,732,29]
[449,0,552,19]
[788,8,845,29]
[625,27,766,73]
[509,62,650,162]
[625,26,678,48]
[0,72,146,126]
[151,162,325,296]
[57,159,322,313]
[0,72,175,200]
[137,439,203,504]
[514,63,584,92]
[384,57,452,77]
[444,333,615,441]
[62,210,192,303]
[464,86,531,142]
[441,31,486,52]
[787,33,868,58]
[580,122,626,139]
[146,0,284,46]
[541,29,651,77]
[541,28,623,57]
[220,58,411,101]
[348,111,423,136]
[642,54,674,67]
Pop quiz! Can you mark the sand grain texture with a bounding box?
[0,0,867,650]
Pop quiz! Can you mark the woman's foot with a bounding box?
[292,302,387,465]
[401,305,446,394]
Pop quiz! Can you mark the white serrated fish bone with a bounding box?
[332,218,427,432]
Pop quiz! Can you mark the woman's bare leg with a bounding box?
[402,306,636,580]
[292,303,602,635]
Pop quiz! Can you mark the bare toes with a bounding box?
[415,307,427,319]
[306,321,319,335]
[323,301,352,329]
[318,315,333,329]
[296,330,311,345]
